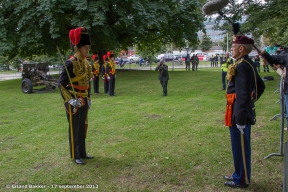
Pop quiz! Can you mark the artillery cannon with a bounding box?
[21,62,58,93]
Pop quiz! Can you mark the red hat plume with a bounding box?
[92,54,97,60]
[69,28,82,46]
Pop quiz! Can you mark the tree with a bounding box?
[0,0,206,61]
[200,34,213,51]
[212,0,288,47]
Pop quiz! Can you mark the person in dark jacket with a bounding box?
[155,60,169,96]
[210,55,215,67]
[185,54,190,71]
[58,27,94,165]
[254,55,260,72]
[215,54,219,66]
[224,35,265,188]
[191,54,197,71]
[261,46,288,130]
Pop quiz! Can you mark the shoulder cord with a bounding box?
[243,59,258,102]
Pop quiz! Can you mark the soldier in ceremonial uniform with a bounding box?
[155,60,169,96]
[92,54,100,94]
[107,51,116,96]
[221,52,233,90]
[101,55,109,94]
[58,27,94,165]
[224,35,265,188]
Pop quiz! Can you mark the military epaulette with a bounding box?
[69,57,77,62]
[226,58,244,81]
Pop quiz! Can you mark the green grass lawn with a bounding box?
[0,67,286,192]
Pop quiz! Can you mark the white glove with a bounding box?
[115,75,116,78]
[236,124,245,134]
[107,76,111,80]
[87,99,91,109]
[68,99,82,108]
[102,76,105,80]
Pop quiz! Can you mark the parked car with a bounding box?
[115,57,129,64]
[157,54,176,62]
[127,55,140,62]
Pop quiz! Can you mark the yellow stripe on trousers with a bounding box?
[69,105,75,159]
[241,134,249,184]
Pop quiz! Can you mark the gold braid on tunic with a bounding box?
[93,61,100,76]
[109,60,116,75]
[226,57,258,101]
[68,53,93,98]
[226,58,244,82]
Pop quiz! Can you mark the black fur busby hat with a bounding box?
[92,54,99,61]
[69,27,91,52]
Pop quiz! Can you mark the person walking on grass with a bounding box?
[155,60,169,96]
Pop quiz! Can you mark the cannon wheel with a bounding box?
[21,78,33,93]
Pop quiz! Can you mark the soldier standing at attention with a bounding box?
[224,35,265,188]
[155,60,169,96]
[107,51,116,96]
[92,54,100,94]
[221,52,233,90]
[58,27,94,165]
[101,55,109,94]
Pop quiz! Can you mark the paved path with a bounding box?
[0,64,215,81]
[0,71,60,81]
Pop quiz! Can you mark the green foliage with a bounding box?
[0,0,206,59]
[199,34,213,51]
[212,0,288,46]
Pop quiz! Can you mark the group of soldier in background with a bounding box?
[184,54,200,71]
[91,51,117,97]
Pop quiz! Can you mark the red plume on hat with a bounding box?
[92,54,98,61]
[102,55,107,61]
[106,51,111,58]
[69,27,91,51]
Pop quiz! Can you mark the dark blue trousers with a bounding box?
[229,124,251,185]
[65,99,88,159]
